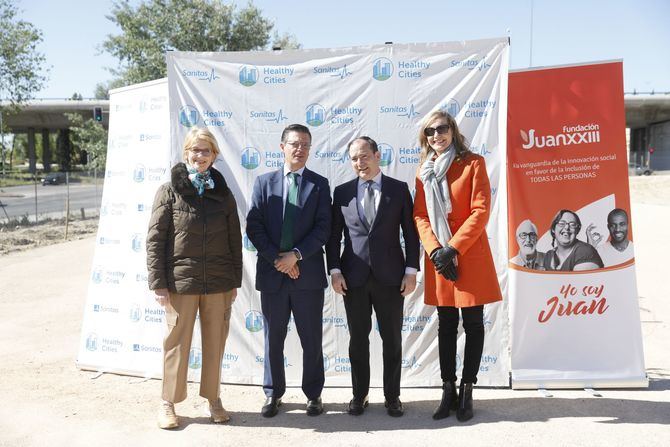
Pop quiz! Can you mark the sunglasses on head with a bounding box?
[423,124,451,137]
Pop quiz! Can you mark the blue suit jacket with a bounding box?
[246,167,332,292]
[326,174,420,288]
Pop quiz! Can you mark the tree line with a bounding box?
[0,0,299,175]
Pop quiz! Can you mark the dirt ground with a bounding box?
[0,175,668,446]
[0,216,99,256]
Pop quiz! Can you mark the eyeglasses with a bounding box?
[189,148,212,156]
[423,124,451,137]
[518,232,537,241]
[285,141,312,149]
[556,221,578,229]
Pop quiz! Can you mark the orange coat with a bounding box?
[413,153,502,308]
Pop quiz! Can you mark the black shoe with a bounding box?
[261,396,282,418]
[433,381,457,420]
[384,398,404,417]
[306,397,323,416]
[348,396,369,416]
[457,383,474,422]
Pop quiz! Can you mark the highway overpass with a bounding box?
[2,93,670,172]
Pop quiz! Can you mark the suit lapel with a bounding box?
[298,168,314,208]
[343,178,368,231]
[270,169,284,222]
[369,174,390,233]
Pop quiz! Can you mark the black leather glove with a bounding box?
[430,246,458,281]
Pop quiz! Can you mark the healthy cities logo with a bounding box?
[239,65,258,86]
[179,105,200,127]
[245,310,264,332]
[133,164,145,183]
[241,147,261,170]
[441,99,461,117]
[377,143,395,167]
[240,64,294,85]
[372,57,393,81]
[243,233,257,252]
[189,348,202,369]
[306,103,326,127]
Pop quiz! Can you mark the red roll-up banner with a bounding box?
[507,61,646,388]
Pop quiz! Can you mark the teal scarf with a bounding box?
[187,166,215,196]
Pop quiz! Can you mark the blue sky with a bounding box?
[18,0,670,98]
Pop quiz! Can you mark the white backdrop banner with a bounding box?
[77,79,171,377]
[78,38,510,387]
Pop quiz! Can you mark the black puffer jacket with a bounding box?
[146,163,242,294]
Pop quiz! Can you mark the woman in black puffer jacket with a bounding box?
[146,127,242,429]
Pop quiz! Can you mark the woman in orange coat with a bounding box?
[413,110,502,422]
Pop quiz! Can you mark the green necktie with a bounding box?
[280,172,299,251]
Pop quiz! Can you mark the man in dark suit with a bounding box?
[326,136,420,417]
[246,124,331,418]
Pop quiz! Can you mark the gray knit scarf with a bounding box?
[419,145,457,264]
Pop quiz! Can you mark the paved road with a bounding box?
[0,182,103,220]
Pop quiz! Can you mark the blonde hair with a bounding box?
[182,127,221,162]
[418,109,471,164]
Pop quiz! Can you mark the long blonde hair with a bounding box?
[418,110,471,164]
[182,127,221,162]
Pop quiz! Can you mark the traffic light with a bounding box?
[93,107,103,122]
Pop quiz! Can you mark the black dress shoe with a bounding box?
[261,396,282,418]
[306,397,323,416]
[347,396,369,416]
[384,398,404,417]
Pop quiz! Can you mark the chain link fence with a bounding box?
[0,169,103,254]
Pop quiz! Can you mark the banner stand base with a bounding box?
[512,376,648,390]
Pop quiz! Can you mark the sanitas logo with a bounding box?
[314,148,348,164]
[378,143,394,167]
[241,147,261,170]
[93,304,119,314]
[471,143,493,156]
[139,133,161,142]
[249,108,288,124]
[98,236,121,246]
[245,310,264,332]
[313,64,352,80]
[521,123,601,149]
[306,103,326,126]
[440,99,461,117]
[379,104,420,119]
[450,56,492,71]
[182,67,220,83]
[179,105,200,127]
[239,65,258,86]
[372,57,393,81]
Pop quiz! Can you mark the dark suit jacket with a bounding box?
[246,167,332,292]
[326,174,420,288]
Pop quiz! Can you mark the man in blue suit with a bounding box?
[326,136,420,417]
[246,124,331,418]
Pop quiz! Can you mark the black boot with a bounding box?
[432,381,457,420]
[457,382,474,422]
